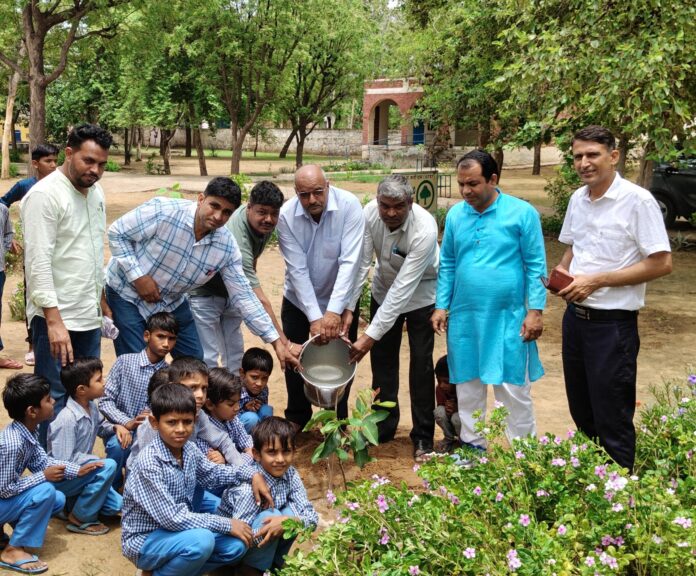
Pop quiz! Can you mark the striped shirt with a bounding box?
[48,398,114,465]
[100,349,168,426]
[218,465,318,541]
[198,414,253,452]
[121,435,253,563]
[239,385,269,415]
[0,421,80,499]
[105,197,278,342]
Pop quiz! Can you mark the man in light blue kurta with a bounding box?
[432,150,546,449]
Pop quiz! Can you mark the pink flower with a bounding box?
[408,566,420,575]
[585,556,596,567]
[539,436,550,445]
[412,464,421,473]
[594,465,607,479]
[570,456,580,468]
[519,514,531,527]
[479,456,489,464]
[507,549,522,570]
[536,489,549,497]
[346,501,360,511]
[326,490,336,506]
[376,494,389,513]
[463,547,476,559]
[557,524,567,536]
[553,436,562,445]
[473,486,482,496]
[673,517,693,529]
[378,527,389,545]
[551,458,566,467]
[612,503,624,512]
[495,492,504,502]
[566,429,576,439]
[515,450,525,460]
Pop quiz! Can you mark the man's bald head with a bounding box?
[294,164,329,221]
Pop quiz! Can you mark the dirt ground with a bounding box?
[0,160,694,575]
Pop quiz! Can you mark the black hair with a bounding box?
[572,125,616,151]
[168,356,209,385]
[456,149,499,181]
[66,124,113,151]
[206,368,242,407]
[252,416,296,453]
[151,383,196,419]
[147,367,171,402]
[146,312,179,335]
[434,355,449,379]
[3,373,50,421]
[249,181,284,209]
[61,357,103,398]
[32,144,59,161]
[203,177,242,208]
[241,347,273,374]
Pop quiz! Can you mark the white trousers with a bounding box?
[456,378,536,448]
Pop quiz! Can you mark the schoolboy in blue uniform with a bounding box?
[198,367,253,461]
[48,357,125,532]
[100,312,177,488]
[0,374,110,574]
[122,383,273,576]
[238,347,274,433]
[217,417,318,575]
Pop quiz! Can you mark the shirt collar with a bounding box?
[462,188,502,215]
[258,463,291,484]
[138,348,167,369]
[582,172,622,202]
[152,433,187,465]
[13,420,39,446]
[293,186,338,221]
[65,397,91,421]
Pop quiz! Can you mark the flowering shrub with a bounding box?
[280,375,696,575]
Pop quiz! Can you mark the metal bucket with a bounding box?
[298,334,356,409]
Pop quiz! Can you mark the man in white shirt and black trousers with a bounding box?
[348,174,439,461]
[277,165,365,428]
[21,124,113,447]
[553,125,672,471]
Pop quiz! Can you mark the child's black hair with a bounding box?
[151,383,196,419]
[168,356,208,384]
[252,416,296,453]
[146,311,179,335]
[241,347,273,374]
[206,368,242,408]
[2,373,50,421]
[31,143,59,161]
[434,355,449,380]
[147,367,171,403]
[60,357,103,398]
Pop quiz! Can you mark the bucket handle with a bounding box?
[293,333,353,373]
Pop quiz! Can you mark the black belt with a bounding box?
[568,304,638,322]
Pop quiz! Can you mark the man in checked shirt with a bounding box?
[104,177,297,371]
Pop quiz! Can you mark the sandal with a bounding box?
[24,352,35,366]
[66,521,110,536]
[0,554,48,574]
[0,358,23,370]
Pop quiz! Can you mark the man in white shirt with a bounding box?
[554,125,672,471]
[21,124,113,446]
[348,175,439,460]
[277,165,364,427]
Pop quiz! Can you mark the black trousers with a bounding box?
[562,307,640,470]
[281,298,360,428]
[369,297,435,446]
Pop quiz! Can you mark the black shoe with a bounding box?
[413,440,434,462]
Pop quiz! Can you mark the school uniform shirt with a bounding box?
[0,421,80,499]
[121,435,254,563]
[277,186,364,322]
[0,203,14,272]
[105,197,278,342]
[239,385,269,415]
[48,397,115,465]
[218,464,318,543]
[100,349,168,426]
[21,169,106,330]
[196,414,253,453]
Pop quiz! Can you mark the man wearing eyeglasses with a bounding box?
[277,165,365,429]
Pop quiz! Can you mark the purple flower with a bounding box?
[612,503,624,512]
[553,436,562,445]
[599,552,618,569]
[615,536,624,547]
[412,463,421,473]
[660,415,668,423]
[515,450,525,460]
[594,465,607,479]
[346,501,360,511]
[336,515,349,524]
[605,473,628,492]
[585,556,596,567]
[448,493,460,505]
[378,527,389,545]
[551,458,566,467]
[495,492,504,502]
[376,494,389,513]
[601,535,614,547]
[567,429,576,439]
[479,456,489,464]
[408,566,420,575]
[673,517,693,529]
[371,474,390,488]
[539,436,550,445]
[463,547,476,559]
[557,524,567,536]
[570,456,580,467]
[473,486,482,496]
[519,514,531,527]
[604,491,615,502]
[507,549,522,570]
[688,374,696,384]
[326,490,336,506]
[536,489,549,497]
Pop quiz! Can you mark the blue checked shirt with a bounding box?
[105,198,278,342]
[100,349,168,426]
[218,464,318,539]
[0,421,80,499]
[239,385,269,415]
[48,398,115,465]
[128,410,245,469]
[198,414,253,452]
[121,435,255,563]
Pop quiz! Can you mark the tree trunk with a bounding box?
[532,141,542,175]
[28,79,47,151]
[637,142,655,189]
[161,128,176,175]
[159,132,166,157]
[136,126,142,161]
[2,56,23,179]
[478,123,490,148]
[295,127,307,169]
[493,147,504,178]
[184,125,192,157]
[124,127,131,165]
[348,99,355,130]
[617,134,630,175]
[279,127,297,158]
[194,128,207,176]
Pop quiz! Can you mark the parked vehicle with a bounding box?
[649,157,696,227]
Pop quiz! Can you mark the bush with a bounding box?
[230,173,252,201]
[9,281,25,321]
[0,157,19,177]
[105,159,121,172]
[281,375,696,575]
[5,220,23,275]
[324,160,387,173]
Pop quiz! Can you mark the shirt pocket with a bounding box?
[322,236,340,259]
[591,229,631,263]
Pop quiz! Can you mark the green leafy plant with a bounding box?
[9,281,25,321]
[358,280,371,322]
[145,152,157,175]
[282,374,696,575]
[104,159,121,172]
[5,220,23,275]
[156,182,183,199]
[303,388,395,487]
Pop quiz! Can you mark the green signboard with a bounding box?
[403,172,438,215]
